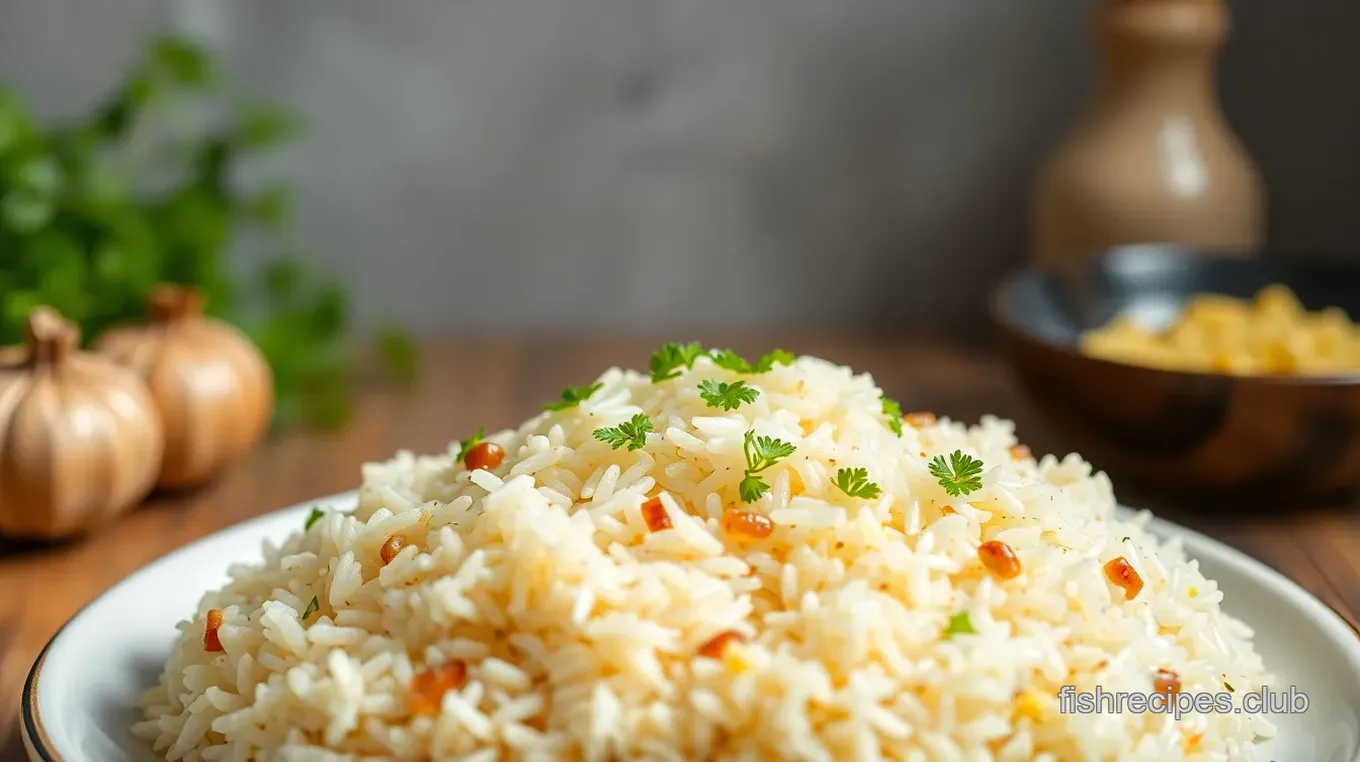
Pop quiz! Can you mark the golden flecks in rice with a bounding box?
[135,352,1274,762]
[1014,689,1051,724]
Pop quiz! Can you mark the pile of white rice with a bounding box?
[135,348,1274,761]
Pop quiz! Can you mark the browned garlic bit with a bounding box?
[1154,668,1182,696]
[721,509,774,539]
[463,441,505,471]
[697,630,745,660]
[641,496,672,532]
[1104,557,1144,600]
[904,411,937,428]
[978,540,1022,580]
[203,609,225,652]
[380,534,406,565]
[409,661,467,716]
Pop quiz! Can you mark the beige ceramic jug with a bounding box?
[1032,0,1265,269]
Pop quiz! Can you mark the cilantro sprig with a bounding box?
[304,506,325,531]
[738,430,797,503]
[594,413,654,451]
[929,450,984,497]
[881,397,904,437]
[698,380,760,411]
[455,427,485,462]
[650,342,705,382]
[708,348,794,375]
[544,382,603,412]
[832,468,882,500]
[652,344,795,382]
[709,349,752,373]
[752,349,795,373]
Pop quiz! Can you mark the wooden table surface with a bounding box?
[4,334,1360,758]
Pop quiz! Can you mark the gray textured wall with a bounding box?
[2,0,1358,332]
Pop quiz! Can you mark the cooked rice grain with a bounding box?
[136,353,1274,761]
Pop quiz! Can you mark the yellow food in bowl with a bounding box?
[1078,284,1360,375]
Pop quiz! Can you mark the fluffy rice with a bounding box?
[135,350,1274,761]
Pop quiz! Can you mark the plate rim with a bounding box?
[21,491,357,762]
[21,494,1360,762]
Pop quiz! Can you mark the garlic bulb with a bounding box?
[0,307,164,540]
[95,284,274,489]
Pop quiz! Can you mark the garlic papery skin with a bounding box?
[95,285,273,489]
[0,307,164,540]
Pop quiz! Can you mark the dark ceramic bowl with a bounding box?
[991,245,1360,507]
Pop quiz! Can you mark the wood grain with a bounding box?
[2,334,1357,758]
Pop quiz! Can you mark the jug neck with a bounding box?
[1094,0,1228,110]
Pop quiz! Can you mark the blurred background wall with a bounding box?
[2,0,1357,333]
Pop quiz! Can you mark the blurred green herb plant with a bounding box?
[0,35,415,429]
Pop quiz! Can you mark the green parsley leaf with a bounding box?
[304,507,325,531]
[650,341,705,382]
[832,467,882,500]
[944,611,976,638]
[593,413,654,451]
[738,474,771,504]
[929,450,985,497]
[881,397,904,436]
[302,595,319,621]
[709,348,752,373]
[746,431,797,470]
[752,349,794,373]
[455,428,485,462]
[544,382,603,412]
[698,380,760,411]
[739,429,797,502]
[708,348,794,375]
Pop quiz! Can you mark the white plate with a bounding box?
[22,493,1360,761]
